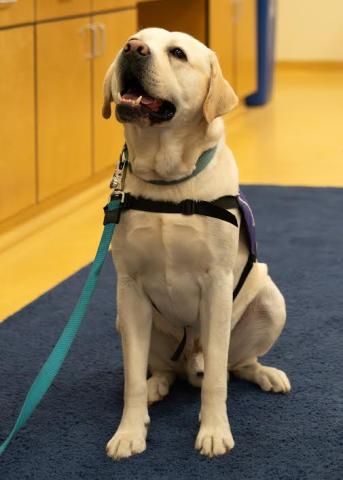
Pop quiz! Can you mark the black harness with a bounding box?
[104,193,238,228]
[104,192,256,361]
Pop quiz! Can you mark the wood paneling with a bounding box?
[138,0,206,43]
[209,0,235,84]
[36,0,91,20]
[37,18,92,200]
[0,27,35,221]
[0,0,33,27]
[93,9,137,171]
[235,0,257,97]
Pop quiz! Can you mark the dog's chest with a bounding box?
[114,210,233,326]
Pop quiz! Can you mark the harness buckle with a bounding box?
[104,192,126,225]
[103,204,120,225]
[110,191,126,203]
[181,199,196,215]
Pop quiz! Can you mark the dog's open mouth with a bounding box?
[117,73,176,124]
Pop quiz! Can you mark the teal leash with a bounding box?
[0,198,123,455]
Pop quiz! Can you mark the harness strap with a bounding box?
[104,194,239,227]
[170,327,188,362]
[233,254,255,300]
[170,254,255,363]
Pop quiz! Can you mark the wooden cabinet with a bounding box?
[235,0,257,97]
[36,18,92,200]
[36,0,91,20]
[0,26,35,221]
[92,9,137,172]
[209,0,256,97]
[138,0,206,43]
[36,9,137,199]
[0,0,33,28]
[209,0,235,84]
[139,0,256,97]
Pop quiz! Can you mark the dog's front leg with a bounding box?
[195,270,235,457]
[107,276,152,460]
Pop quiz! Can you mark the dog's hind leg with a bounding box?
[229,275,291,393]
[147,323,177,404]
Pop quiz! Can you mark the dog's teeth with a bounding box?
[131,96,142,106]
[118,95,141,106]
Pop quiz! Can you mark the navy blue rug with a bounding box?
[1,186,342,480]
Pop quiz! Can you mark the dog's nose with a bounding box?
[123,39,150,57]
[196,371,204,378]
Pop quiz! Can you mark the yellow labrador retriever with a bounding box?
[102,28,290,460]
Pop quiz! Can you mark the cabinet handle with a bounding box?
[0,0,18,4]
[95,23,106,57]
[79,24,97,59]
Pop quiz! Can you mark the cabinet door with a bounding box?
[0,0,33,28]
[37,19,92,200]
[93,9,136,172]
[138,0,206,43]
[92,0,136,10]
[0,27,35,221]
[209,0,235,84]
[36,0,91,20]
[235,0,257,97]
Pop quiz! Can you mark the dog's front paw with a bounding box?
[106,426,147,460]
[195,420,234,458]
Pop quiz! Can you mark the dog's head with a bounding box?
[102,28,238,127]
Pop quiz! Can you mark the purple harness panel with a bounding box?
[237,191,257,260]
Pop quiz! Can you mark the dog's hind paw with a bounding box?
[255,366,291,393]
[147,373,172,404]
[233,363,291,393]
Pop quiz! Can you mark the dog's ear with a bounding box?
[203,51,238,123]
[102,61,117,119]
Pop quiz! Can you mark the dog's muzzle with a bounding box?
[116,40,176,125]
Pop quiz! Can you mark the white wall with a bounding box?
[276,0,343,61]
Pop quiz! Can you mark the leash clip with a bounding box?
[105,146,129,223]
[108,146,129,203]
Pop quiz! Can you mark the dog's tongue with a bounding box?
[121,91,162,112]
[140,96,162,111]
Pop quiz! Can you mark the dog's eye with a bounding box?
[169,47,187,61]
